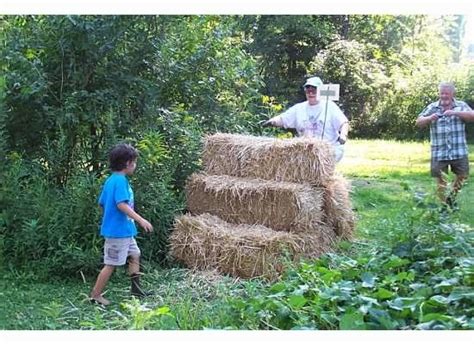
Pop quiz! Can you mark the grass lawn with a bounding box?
[339,140,474,228]
[0,140,472,330]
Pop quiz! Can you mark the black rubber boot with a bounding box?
[130,273,153,298]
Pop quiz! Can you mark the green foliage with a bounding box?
[1,155,103,277]
[308,39,390,127]
[442,15,466,63]
[239,15,338,104]
[347,15,417,59]
[0,15,263,275]
[225,195,473,330]
[153,16,263,132]
[131,131,183,264]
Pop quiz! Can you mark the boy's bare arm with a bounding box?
[117,202,153,232]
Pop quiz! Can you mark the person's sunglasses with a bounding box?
[304,86,317,93]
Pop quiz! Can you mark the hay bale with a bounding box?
[202,133,335,185]
[186,173,325,232]
[322,174,355,239]
[170,213,335,279]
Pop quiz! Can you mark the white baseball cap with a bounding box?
[303,76,323,88]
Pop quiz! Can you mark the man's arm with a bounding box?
[338,122,349,144]
[262,115,284,127]
[444,110,474,122]
[416,114,438,128]
[117,202,153,232]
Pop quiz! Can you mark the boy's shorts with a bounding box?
[104,237,140,266]
[431,156,469,178]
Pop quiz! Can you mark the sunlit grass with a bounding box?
[339,140,474,227]
[338,139,431,178]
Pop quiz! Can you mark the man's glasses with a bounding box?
[304,86,317,94]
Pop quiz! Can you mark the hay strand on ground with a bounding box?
[202,133,335,185]
[186,173,325,232]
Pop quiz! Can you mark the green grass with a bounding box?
[338,139,474,228]
[0,268,237,330]
[0,139,472,330]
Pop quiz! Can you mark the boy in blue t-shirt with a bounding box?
[90,143,153,306]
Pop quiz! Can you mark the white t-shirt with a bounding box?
[280,100,348,144]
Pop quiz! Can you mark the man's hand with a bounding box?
[443,110,457,117]
[429,113,440,122]
[260,116,283,127]
[138,219,153,232]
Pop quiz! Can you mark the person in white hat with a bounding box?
[263,76,349,162]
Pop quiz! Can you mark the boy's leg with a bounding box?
[129,254,152,297]
[90,265,115,305]
[90,238,128,306]
[127,238,152,297]
[128,254,140,276]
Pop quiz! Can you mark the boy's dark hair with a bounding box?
[109,143,139,171]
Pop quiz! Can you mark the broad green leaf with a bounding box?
[383,256,411,269]
[155,306,171,316]
[368,308,399,330]
[417,321,448,330]
[358,295,379,305]
[421,313,454,323]
[288,295,307,309]
[269,282,286,294]
[387,297,424,312]
[320,270,342,284]
[420,299,447,315]
[429,295,449,305]
[434,278,459,289]
[457,258,474,268]
[448,287,474,302]
[394,271,415,282]
[339,311,366,330]
[374,288,395,300]
[361,272,376,288]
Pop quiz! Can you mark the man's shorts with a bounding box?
[431,156,470,178]
[104,237,140,266]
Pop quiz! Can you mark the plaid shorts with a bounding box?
[103,237,140,266]
[431,156,469,178]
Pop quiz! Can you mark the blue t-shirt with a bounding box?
[98,173,137,238]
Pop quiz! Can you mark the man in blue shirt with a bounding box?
[90,143,153,306]
[416,82,474,210]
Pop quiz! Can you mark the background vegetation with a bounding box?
[0,15,473,329]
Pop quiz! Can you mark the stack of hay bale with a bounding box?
[170,133,355,279]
